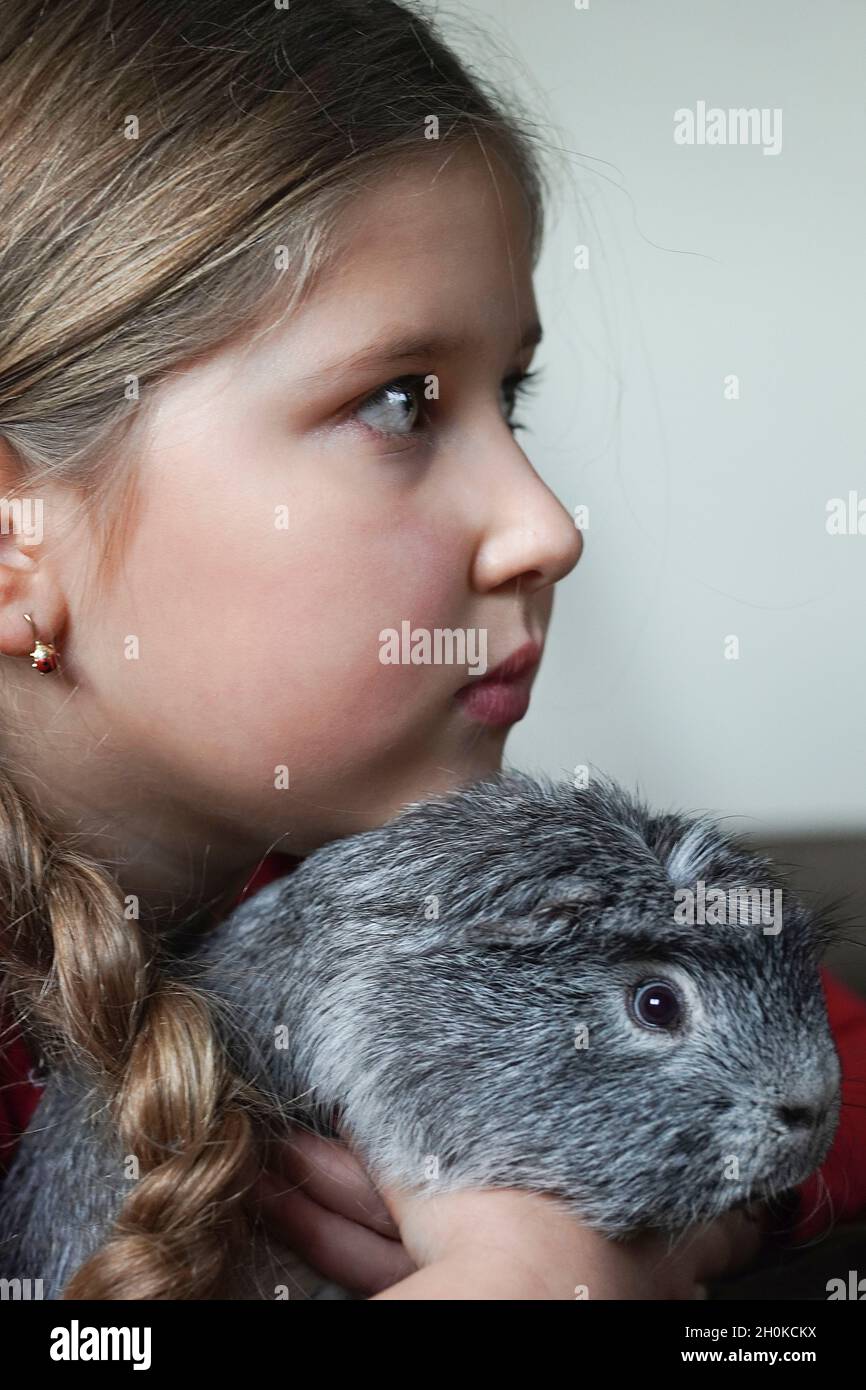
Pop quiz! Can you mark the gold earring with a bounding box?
[23,613,60,673]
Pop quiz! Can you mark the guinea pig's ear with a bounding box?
[644,811,730,885]
[464,880,604,945]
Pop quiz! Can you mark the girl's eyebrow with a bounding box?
[296,319,543,387]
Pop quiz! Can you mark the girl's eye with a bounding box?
[351,367,544,441]
[500,368,542,434]
[354,375,423,438]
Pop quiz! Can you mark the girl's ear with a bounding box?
[0,561,66,662]
[0,542,43,659]
[0,448,68,660]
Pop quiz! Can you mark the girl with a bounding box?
[0,0,861,1301]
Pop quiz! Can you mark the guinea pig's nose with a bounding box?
[776,1103,818,1131]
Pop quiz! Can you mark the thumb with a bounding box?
[372,1178,419,1226]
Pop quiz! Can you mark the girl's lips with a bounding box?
[454,639,541,727]
[454,671,535,726]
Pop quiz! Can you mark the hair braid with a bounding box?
[0,768,266,1299]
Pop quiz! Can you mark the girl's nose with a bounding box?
[469,445,584,595]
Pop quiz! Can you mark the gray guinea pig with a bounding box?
[0,771,842,1299]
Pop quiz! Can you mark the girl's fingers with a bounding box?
[264,1128,398,1237]
[250,1171,416,1295]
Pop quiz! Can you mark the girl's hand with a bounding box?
[248,1129,417,1296]
[249,1128,768,1300]
[370,1183,768,1300]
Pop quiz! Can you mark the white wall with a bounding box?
[439,0,866,832]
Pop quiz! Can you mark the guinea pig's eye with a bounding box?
[631,979,682,1030]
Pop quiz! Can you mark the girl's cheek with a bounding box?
[260,511,464,665]
[108,453,466,751]
[246,536,466,748]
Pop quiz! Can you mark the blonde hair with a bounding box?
[0,0,548,1298]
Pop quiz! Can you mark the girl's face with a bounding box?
[31,146,582,876]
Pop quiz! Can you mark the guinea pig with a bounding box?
[0,771,842,1299]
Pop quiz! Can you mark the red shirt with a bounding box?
[2,852,865,1246]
